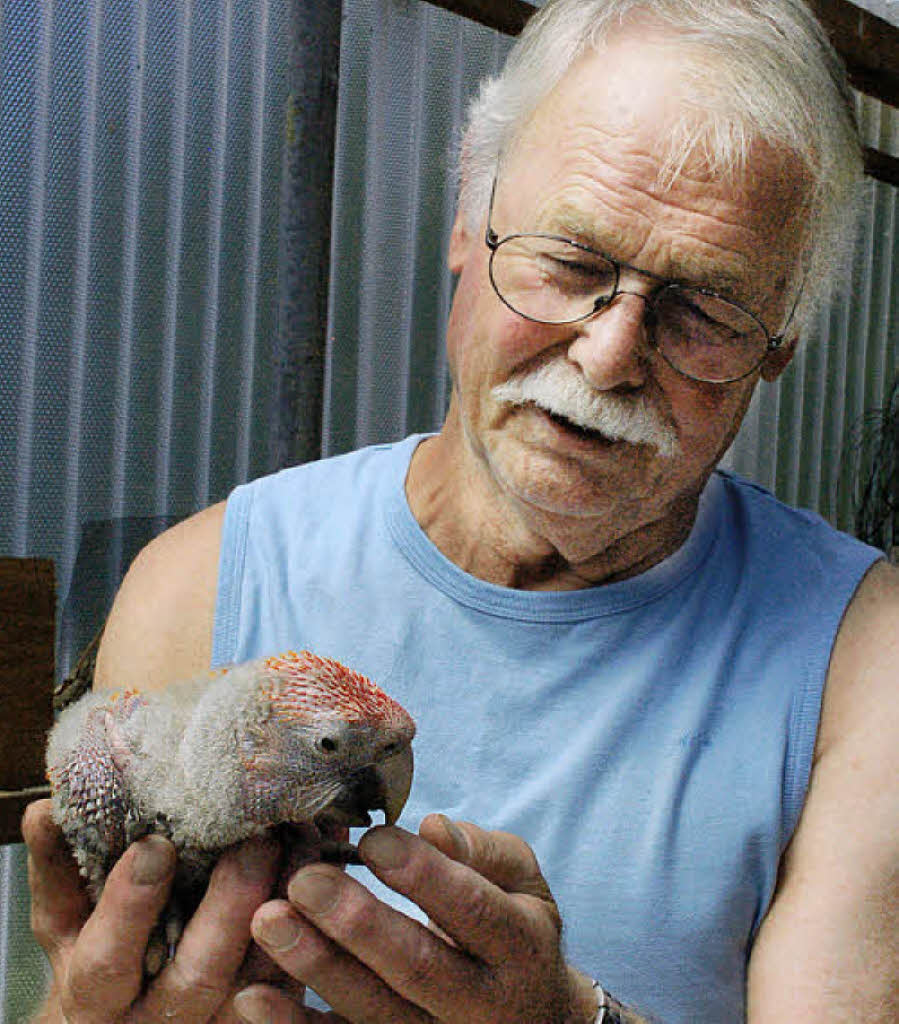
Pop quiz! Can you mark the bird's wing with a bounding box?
[48,692,147,895]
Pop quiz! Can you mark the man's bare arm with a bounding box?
[748,559,899,1019]
[93,501,225,693]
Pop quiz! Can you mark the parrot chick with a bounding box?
[46,649,415,971]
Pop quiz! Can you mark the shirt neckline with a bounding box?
[383,434,722,623]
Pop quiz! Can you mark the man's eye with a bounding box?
[555,258,597,276]
[671,296,747,342]
[539,255,611,287]
[686,303,739,335]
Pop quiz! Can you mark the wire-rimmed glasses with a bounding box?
[484,182,792,385]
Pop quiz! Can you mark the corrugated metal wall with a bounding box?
[1,0,896,1019]
[0,1,290,1017]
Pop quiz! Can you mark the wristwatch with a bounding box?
[592,980,630,1023]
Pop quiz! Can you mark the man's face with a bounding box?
[445,36,804,531]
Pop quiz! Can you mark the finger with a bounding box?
[23,800,91,956]
[420,814,557,905]
[279,859,484,1018]
[62,833,177,1023]
[234,825,321,1000]
[238,936,307,997]
[133,835,280,1023]
[234,990,349,1024]
[232,984,309,1023]
[359,826,559,964]
[251,900,435,1024]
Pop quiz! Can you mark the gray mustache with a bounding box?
[491,360,679,458]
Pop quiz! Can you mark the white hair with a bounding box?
[457,0,865,332]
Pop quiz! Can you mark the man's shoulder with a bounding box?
[820,557,899,753]
[226,438,424,556]
[713,469,881,566]
[715,468,841,531]
[93,502,226,693]
[242,437,422,502]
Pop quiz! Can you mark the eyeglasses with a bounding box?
[484,180,792,385]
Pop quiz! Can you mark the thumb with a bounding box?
[23,800,91,958]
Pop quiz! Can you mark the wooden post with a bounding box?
[274,0,343,469]
[0,558,55,845]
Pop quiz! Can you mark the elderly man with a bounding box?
[24,0,898,1021]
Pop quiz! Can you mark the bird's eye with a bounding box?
[382,741,398,756]
[318,736,339,754]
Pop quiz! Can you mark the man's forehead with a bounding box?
[502,117,804,301]
[536,196,753,297]
[525,31,701,151]
[509,32,806,217]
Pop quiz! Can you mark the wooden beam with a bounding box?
[422,0,534,35]
[425,0,899,109]
[421,0,898,187]
[808,0,899,109]
[865,145,899,188]
[0,557,55,845]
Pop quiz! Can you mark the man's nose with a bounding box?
[566,291,652,391]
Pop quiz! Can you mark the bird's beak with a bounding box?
[376,743,414,825]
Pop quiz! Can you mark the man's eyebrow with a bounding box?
[538,203,748,298]
[538,203,617,250]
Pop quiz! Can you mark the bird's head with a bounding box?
[237,650,415,839]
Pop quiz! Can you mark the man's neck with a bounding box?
[404,423,701,591]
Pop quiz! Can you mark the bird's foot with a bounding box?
[144,898,185,978]
[320,839,362,865]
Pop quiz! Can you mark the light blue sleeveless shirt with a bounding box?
[213,434,880,1022]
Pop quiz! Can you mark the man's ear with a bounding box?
[448,209,475,274]
[760,335,799,382]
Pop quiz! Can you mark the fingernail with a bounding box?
[360,826,407,870]
[131,835,175,885]
[288,867,340,914]
[255,910,301,952]
[234,987,273,1024]
[236,836,278,881]
[438,814,469,860]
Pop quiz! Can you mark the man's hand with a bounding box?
[244,814,599,1023]
[23,799,296,1023]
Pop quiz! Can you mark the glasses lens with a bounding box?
[491,236,616,323]
[652,287,769,382]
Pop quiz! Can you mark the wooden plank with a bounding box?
[0,557,55,844]
[809,0,899,109]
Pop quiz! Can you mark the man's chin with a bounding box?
[484,430,654,521]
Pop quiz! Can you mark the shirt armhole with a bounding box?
[211,482,254,669]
